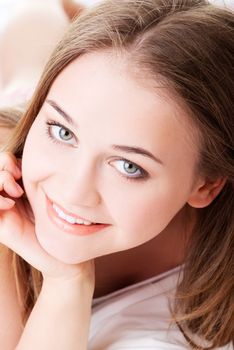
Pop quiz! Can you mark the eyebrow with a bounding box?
[45,99,163,165]
[46,99,78,128]
[111,145,163,165]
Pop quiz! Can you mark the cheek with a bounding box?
[22,125,56,201]
[104,179,191,249]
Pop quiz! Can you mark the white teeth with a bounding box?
[76,218,93,225]
[76,218,92,225]
[66,216,76,224]
[83,220,92,226]
[53,204,66,220]
[52,203,93,225]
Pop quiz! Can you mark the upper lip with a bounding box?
[47,195,102,224]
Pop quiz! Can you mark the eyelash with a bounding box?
[46,120,76,146]
[45,119,149,182]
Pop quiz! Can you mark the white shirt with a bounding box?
[88,265,233,349]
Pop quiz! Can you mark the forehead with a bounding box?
[46,51,199,163]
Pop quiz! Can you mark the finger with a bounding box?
[0,152,22,179]
[0,171,24,197]
[0,196,15,209]
[0,153,21,179]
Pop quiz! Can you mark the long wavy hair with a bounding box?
[1,0,233,348]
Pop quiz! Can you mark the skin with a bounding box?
[21,51,203,280]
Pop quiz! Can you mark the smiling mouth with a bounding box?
[46,196,110,236]
[52,202,97,225]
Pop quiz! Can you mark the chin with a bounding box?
[34,227,91,264]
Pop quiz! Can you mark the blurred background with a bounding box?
[0,0,99,34]
[0,0,233,34]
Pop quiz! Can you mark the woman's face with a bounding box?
[22,52,200,264]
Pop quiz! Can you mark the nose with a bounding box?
[61,159,101,208]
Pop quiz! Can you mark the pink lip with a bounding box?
[46,196,110,236]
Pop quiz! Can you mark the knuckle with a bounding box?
[0,170,13,182]
[0,152,17,170]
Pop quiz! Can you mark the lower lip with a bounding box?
[46,197,110,236]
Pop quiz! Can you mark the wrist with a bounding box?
[42,260,95,297]
[42,274,95,301]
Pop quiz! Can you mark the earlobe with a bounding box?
[187,177,227,208]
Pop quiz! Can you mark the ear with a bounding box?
[187,177,227,208]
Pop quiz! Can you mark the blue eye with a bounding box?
[46,121,76,145]
[110,158,148,181]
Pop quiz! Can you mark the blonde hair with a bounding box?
[3,0,234,348]
[0,105,24,129]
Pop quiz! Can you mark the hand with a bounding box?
[0,152,95,287]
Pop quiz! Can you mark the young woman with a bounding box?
[0,0,233,349]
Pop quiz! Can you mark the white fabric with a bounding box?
[88,266,233,349]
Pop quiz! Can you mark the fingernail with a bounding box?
[15,183,24,194]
